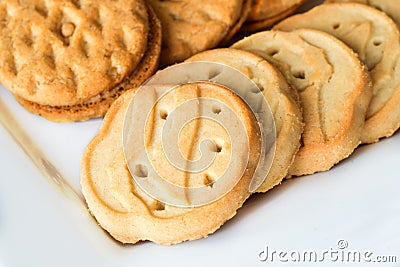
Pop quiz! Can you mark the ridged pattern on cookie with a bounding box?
[233,29,372,176]
[81,82,261,245]
[0,0,149,106]
[14,4,161,122]
[275,3,400,143]
[186,48,303,192]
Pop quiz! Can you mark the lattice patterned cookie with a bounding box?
[0,0,149,106]
[14,4,161,122]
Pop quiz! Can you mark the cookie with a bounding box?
[326,0,400,26]
[148,0,251,66]
[14,4,161,122]
[81,81,261,245]
[232,29,372,177]
[0,0,149,107]
[275,3,400,144]
[186,48,303,192]
[243,0,308,31]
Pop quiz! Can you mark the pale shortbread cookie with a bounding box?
[148,0,251,66]
[275,3,400,144]
[326,0,400,25]
[243,0,308,31]
[81,82,261,245]
[14,4,161,122]
[186,48,302,192]
[0,0,149,106]
[233,29,372,176]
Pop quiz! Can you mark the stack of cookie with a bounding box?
[2,0,399,246]
[0,0,259,122]
[0,0,162,122]
[81,1,400,245]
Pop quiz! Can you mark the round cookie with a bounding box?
[326,0,400,25]
[232,29,372,177]
[81,82,261,245]
[14,4,161,122]
[186,48,303,192]
[0,0,149,106]
[148,0,251,66]
[243,0,308,31]
[275,3,400,144]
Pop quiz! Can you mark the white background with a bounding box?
[1,0,400,266]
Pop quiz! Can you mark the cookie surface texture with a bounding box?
[148,0,249,66]
[243,0,307,31]
[232,29,372,176]
[275,3,400,143]
[14,4,161,122]
[186,48,302,192]
[326,0,400,25]
[81,81,261,245]
[0,0,149,106]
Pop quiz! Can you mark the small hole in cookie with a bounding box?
[134,164,148,178]
[204,174,215,188]
[212,143,222,153]
[160,110,168,120]
[373,39,382,46]
[293,70,305,80]
[212,106,221,114]
[268,49,279,57]
[154,201,166,211]
[333,23,340,30]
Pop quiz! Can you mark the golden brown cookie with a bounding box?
[14,4,161,122]
[0,0,150,107]
[275,3,400,144]
[326,0,400,25]
[81,81,261,245]
[232,29,372,177]
[148,0,251,66]
[243,0,308,31]
[186,48,302,192]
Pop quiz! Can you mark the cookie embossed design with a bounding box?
[233,29,372,176]
[275,3,400,143]
[0,0,149,106]
[187,49,303,192]
[81,81,263,244]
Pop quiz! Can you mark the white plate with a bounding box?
[1,2,400,266]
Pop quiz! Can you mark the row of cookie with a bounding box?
[0,0,309,123]
[274,1,400,144]
[153,0,312,65]
[81,27,371,244]
[80,48,299,245]
[80,25,369,244]
[231,1,400,177]
[81,2,400,245]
